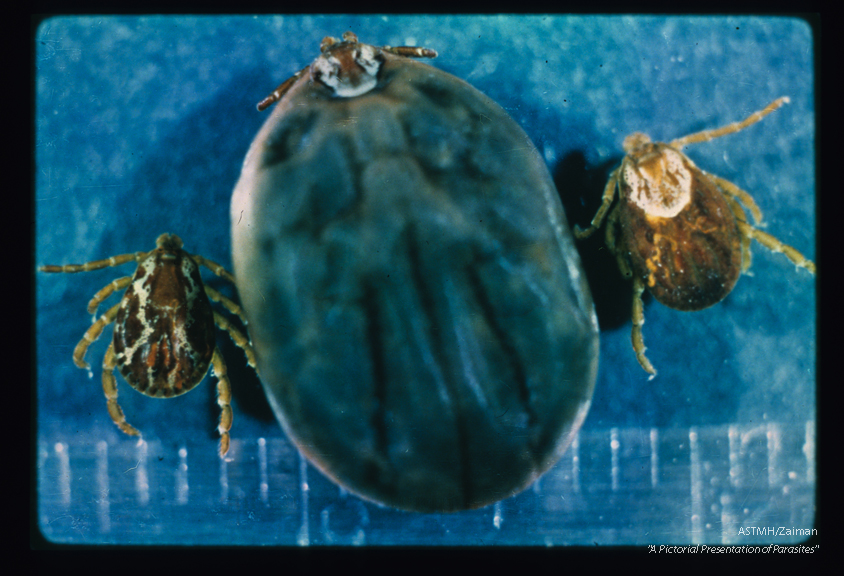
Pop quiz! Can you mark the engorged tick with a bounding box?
[574,97,815,376]
[39,233,257,456]
[232,32,599,511]
[256,31,437,110]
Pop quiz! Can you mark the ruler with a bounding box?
[37,421,815,546]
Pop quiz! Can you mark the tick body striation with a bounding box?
[575,97,815,375]
[40,233,257,456]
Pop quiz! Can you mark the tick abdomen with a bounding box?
[621,172,742,311]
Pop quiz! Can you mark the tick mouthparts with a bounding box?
[312,43,381,98]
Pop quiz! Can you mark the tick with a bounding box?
[574,97,815,375]
[39,233,257,456]
[232,33,598,511]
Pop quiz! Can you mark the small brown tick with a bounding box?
[39,233,257,456]
[256,31,437,110]
[575,97,815,376]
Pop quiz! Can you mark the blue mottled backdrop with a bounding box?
[35,15,816,546]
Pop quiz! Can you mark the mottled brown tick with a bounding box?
[39,233,257,456]
[575,97,815,375]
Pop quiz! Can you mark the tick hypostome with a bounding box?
[575,97,815,376]
[40,233,257,457]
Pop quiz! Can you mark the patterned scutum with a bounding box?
[113,242,216,397]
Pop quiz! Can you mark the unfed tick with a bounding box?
[39,233,257,456]
[232,33,598,511]
[575,97,815,375]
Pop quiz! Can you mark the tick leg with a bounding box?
[670,97,790,149]
[382,45,438,59]
[710,175,764,225]
[736,221,816,274]
[210,348,233,457]
[723,195,754,273]
[87,276,132,315]
[102,343,141,437]
[213,312,258,370]
[575,169,620,239]
[631,277,657,376]
[606,211,655,374]
[605,208,633,277]
[191,254,236,284]
[73,303,119,369]
[195,260,254,336]
[204,285,249,326]
[39,251,147,274]
[256,65,310,112]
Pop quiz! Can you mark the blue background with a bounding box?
[35,15,816,545]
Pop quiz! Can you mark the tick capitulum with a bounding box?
[40,233,258,457]
[256,31,437,110]
[575,97,815,376]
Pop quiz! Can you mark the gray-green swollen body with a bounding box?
[231,33,598,512]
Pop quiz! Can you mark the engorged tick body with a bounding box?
[234,32,598,512]
[575,97,815,375]
[40,233,257,456]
